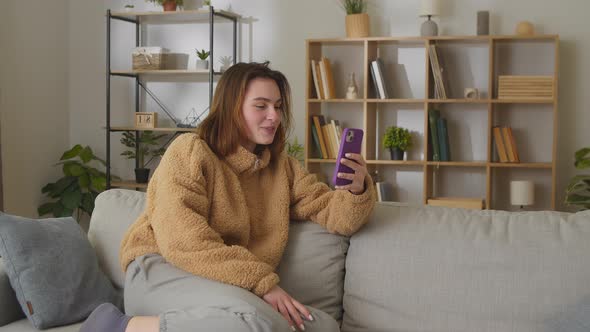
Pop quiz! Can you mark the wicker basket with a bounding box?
[132,47,166,70]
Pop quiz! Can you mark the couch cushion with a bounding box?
[277,221,349,322]
[342,203,590,332]
[0,319,80,332]
[88,189,146,290]
[0,259,24,327]
[0,213,121,329]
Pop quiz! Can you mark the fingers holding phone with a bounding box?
[335,153,368,194]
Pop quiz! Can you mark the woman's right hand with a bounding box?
[262,285,313,331]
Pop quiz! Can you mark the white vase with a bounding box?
[196,59,209,70]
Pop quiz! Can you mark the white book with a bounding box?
[310,60,322,99]
[376,182,384,202]
[372,61,386,100]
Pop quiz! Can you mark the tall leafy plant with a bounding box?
[120,131,167,168]
[38,145,116,220]
[565,146,590,210]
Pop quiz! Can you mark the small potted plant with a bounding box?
[339,0,369,38]
[565,146,590,210]
[124,4,135,12]
[201,0,211,9]
[195,49,210,70]
[120,131,167,183]
[146,0,183,12]
[382,126,412,160]
[286,137,304,166]
[218,55,233,72]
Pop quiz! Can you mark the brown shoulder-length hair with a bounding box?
[197,61,293,163]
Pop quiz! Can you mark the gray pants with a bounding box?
[124,254,340,332]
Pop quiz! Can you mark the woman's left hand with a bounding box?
[335,153,368,195]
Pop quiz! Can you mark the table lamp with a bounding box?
[510,180,535,210]
[420,0,440,36]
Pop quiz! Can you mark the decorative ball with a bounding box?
[516,21,535,35]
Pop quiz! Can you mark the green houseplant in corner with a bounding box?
[286,137,304,165]
[383,126,412,161]
[120,131,167,183]
[38,145,117,220]
[565,146,590,210]
[146,0,183,12]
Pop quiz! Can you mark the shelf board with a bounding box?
[491,98,554,104]
[111,181,148,189]
[426,161,488,167]
[306,35,558,43]
[111,69,220,76]
[307,99,364,103]
[110,9,239,23]
[366,160,425,166]
[490,162,552,169]
[427,99,490,104]
[109,126,197,132]
[307,158,336,163]
[367,99,426,103]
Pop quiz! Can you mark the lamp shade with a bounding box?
[510,180,535,206]
[420,0,440,17]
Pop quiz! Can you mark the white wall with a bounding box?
[0,0,70,217]
[2,0,589,214]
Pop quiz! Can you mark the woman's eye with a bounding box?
[255,105,266,110]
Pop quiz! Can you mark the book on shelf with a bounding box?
[507,127,520,162]
[375,182,393,202]
[369,62,380,99]
[312,116,329,159]
[310,59,322,99]
[322,123,335,159]
[315,62,325,99]
[370,59,389,99]
[428,109,441,161]
[493,126,509,163]
[319,57,336,99]
[501,127,517,163]
[428,44,448,99]
[427,197,484,210]
[310,122,323,158]
[437,117,450,162]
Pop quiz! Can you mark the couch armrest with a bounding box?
[0,258,25,326]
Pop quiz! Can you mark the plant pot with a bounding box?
[389,148,405,161]
[196,59,209,70]
[345,13,370,38]
[135,168,151,184]
[162,1,177,11]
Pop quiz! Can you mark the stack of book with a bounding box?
[310,57,336,99]
[369,58,389,99]
[493,126,520,163]
[310,115,343,159]
[428,109,451,162]
[428,45,449,99]
[498,76,553,100]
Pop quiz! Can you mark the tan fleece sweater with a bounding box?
[120,133,376,296]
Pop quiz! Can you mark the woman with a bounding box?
[80,62,376,332]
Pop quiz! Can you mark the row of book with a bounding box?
[428,44,449,99]
[428,109,451,161]
[370,58,389,99]
[493,126,520,163]
[310,57,336,99]
[310,115,343,159]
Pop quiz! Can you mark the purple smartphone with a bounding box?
[332,128,364,186]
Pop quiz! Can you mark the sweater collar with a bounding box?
[225,145,271,175]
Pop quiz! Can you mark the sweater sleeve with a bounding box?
[145,135,278,296]
[287,156,376,236]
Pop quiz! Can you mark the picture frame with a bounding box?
[135,112,158,129]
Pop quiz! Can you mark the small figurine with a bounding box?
[345,72,359,99]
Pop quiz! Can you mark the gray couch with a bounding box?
[1,189,590,332]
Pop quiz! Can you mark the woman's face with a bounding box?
[241,78,282,152]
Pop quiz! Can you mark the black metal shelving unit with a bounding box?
[106,8,238,190]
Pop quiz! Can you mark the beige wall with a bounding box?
[1,0,589,214]
[0,1,70,217]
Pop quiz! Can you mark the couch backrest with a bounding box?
[342,202,590,332]
[88,189,349,321]
[88,189,146,290]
